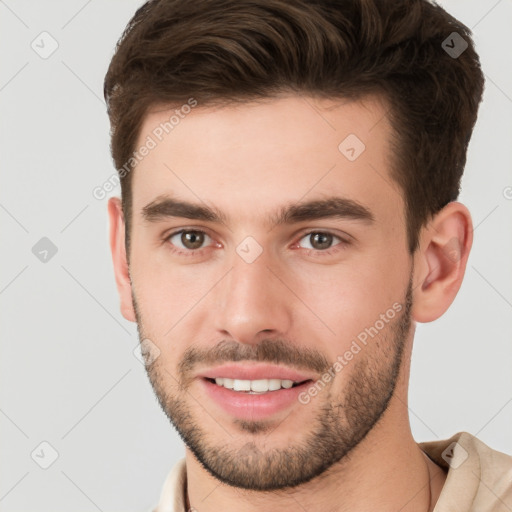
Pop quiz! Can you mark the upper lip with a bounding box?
[198,363,317,382]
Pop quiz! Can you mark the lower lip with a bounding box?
[200,378,312,421]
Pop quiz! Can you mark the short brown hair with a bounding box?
[104,0,484,255]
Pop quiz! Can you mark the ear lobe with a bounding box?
[411,202,473,323]
[108,197,136,322]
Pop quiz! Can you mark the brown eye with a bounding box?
[310,232,333,250]
[181,231,204,249]
[168,230,211,251]
[299,232,337,250]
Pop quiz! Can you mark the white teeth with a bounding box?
[212,377,300,392]
[250,379,269,392]
[268,379,282,391]
[233,379,251,391]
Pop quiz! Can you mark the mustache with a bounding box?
[178,338,331,379]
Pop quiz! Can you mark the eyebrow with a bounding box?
[141,194,375,227]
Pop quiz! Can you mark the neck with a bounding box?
[184,395,447,512]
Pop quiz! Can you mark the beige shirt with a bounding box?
[151,432,512,512]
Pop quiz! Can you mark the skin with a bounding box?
[108,94,473,511]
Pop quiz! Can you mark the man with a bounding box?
[104,0,512,510]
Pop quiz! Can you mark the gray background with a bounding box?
[1,1,511,510]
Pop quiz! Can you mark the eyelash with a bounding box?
[163,229,351,258]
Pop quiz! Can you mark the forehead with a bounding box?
[131,95,403,228]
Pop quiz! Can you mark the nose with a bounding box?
[214,248,293,346]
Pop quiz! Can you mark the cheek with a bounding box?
[290,250,408,344]
[130,249,218,336]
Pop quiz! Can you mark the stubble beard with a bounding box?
[134,278,413,491]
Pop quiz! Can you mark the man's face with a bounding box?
[127,95,414,490]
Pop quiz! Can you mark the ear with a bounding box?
[108,197,136,322]
[411,201,473,323]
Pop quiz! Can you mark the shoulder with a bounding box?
[149,458,187,512]
[419,432,512,512]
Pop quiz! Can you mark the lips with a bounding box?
[198,363,317,382]
[196,363,317,420]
